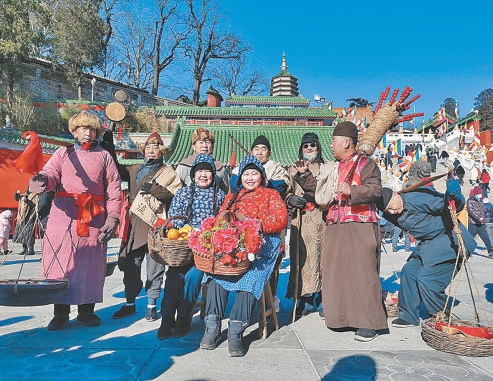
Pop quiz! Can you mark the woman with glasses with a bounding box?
[285,133,327,319]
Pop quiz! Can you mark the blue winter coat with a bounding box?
[384,184,476,267]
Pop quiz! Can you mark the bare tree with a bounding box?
[150,0,188,96]
[183,0,247,105]
[211,54,268,97]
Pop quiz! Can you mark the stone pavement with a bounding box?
[0,237,493,381]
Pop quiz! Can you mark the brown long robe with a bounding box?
[322,159,388,330]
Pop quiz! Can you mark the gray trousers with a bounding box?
[204,280,257,325]
[119,245,165,304]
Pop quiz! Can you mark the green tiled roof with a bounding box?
[226,95,309,105]
[153,105,336,118]
[0,129,73,150]
[163,123,335,167]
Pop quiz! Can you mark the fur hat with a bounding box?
[68,110,104,139]
[192,128,215,145]
[333,121,358,139]
[138,132,170,155]
[251,135,271,151]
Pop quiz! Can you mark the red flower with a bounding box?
[201,217,216,231]
[214,228,239,253]
[244,228,262,254]
[236,250,248,261]
[220,253,235,265]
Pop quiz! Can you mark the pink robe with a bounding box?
[40,145,121,305]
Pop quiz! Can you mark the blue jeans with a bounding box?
[392,226,410,251]
[468,224,493,253]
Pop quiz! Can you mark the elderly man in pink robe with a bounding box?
[29,110,121,331]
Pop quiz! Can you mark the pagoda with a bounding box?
[270,53,299,97]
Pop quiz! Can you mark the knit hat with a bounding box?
[470,186,482,198]
[333,121,359,139]
[192,128,215,145]
[251,135,271,151]
[376,187,394,211]
[190,153,216,181]
[235,154,267,190]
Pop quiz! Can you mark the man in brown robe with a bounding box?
[295,122,388,341]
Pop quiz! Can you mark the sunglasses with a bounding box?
[303,142,317,149]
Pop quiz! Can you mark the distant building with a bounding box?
[270,53,299,97]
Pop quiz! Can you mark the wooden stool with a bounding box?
[258,281,279,339]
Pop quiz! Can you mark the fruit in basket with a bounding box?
[167,228,180,240]
[177,225,194,240]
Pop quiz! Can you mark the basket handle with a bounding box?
[214,210,236,228]
[159,215,189,237]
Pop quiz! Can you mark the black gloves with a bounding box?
[29,173,48,194]
[100,130,117,161]
[288,194,307,209]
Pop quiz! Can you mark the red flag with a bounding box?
[230,144,236,167]
[14,131,44,174]
[118,123,123,140]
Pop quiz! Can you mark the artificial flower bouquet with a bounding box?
[189,211,263,274]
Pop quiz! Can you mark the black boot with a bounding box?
[157,317,174,340]
[77,303,101,326]
[172,299,194,338]
[200,314,221,350]
[48,304,70,331]
[227,320,245,357]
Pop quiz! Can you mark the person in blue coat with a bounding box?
[377,177,477,327]
[157,153,226,340]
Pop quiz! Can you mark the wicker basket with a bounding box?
[193,249,250,276]
[421,317,493,357]
[148,216,193,267]
[383,290,399,317]
[0,279,69,306]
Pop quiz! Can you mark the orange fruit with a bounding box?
[167,228,180,240]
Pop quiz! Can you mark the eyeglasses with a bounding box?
[303,143,317,149]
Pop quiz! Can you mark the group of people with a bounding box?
[21,110,482,356]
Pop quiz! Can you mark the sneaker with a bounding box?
[77,313,101,327]
[392,318,414,328]
[354,328,378,342]
[47,315,69,331]
[145,307,158,321]
[113,304,136,319]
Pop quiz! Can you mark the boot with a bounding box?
[77,303,101,327]
[157,317,174,340]
[48,304,70,331]
[200,314,221,350]
[172,299,194,338]
[227,320,245,357]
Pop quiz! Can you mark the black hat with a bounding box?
[333,121,359,139]
[251,135,271,151]
[376,187,394,211]
[301,132,319,145]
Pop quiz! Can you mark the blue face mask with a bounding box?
[474,195,482,201]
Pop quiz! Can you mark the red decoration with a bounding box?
[14,131,44,174]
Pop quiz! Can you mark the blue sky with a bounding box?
[221,0,493,121]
